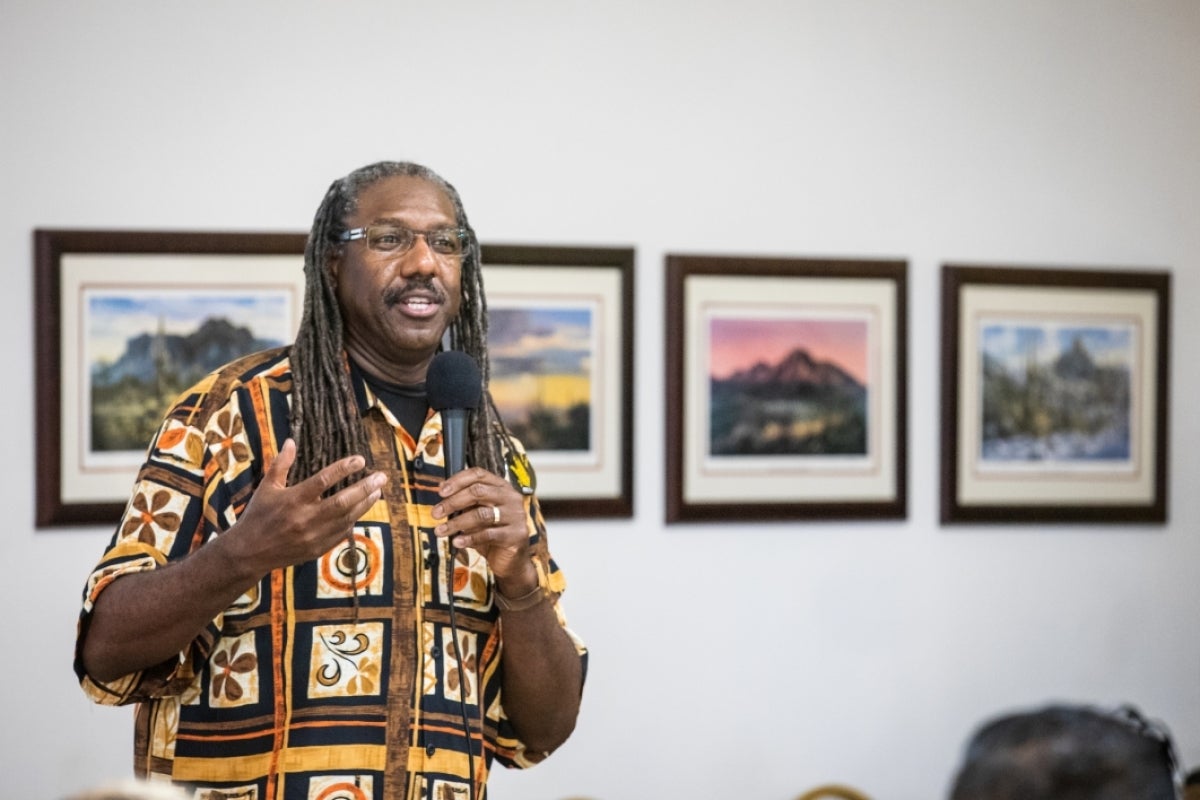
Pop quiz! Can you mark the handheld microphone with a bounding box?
[426,350,483,476]
[426,350,484,798]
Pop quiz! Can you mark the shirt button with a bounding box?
[414,456,424,469]
[426,744,436,756]
[431,645,442,659]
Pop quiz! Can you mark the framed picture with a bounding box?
[665,254,907,523]
[35,233,635,527]
[940,264,1170,524]
[34,229,309,527]
[481,244,635,519]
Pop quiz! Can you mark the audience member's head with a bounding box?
[64,778,190,800]
[949,703,1179,800]
[1184,767,1200,800]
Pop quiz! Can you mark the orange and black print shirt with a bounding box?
[74,346,585,800]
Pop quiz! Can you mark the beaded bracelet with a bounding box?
[494,584,547,612]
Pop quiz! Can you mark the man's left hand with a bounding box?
[432,467,536,591]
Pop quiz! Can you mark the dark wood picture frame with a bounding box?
[665,254,908,523]
[34,229,309,527]
[481,244,635,519]
[34,231,634,527]
[940,264,1170,524]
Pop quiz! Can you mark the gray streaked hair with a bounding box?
[290,161,508,484]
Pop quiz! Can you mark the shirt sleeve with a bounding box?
[488,485,589,769]
[74,377,256,706]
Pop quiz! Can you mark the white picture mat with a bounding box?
[955,283,1158,506]
[484,263,624,502]
[59,252,305,504]
[682,274,899,505]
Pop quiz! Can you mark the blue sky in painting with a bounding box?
[87,290,291,362]
[488,306,593,375]
[981,322,1133,374]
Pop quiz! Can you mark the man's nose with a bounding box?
[397,234,440,276]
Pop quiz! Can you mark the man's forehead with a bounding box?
[353,175,456,219]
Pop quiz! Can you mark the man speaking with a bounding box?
[74,161,586,800]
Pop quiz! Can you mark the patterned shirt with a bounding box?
[74,347,586,800]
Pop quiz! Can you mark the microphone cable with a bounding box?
[445,544,477,800]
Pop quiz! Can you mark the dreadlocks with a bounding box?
[290,161,509,485]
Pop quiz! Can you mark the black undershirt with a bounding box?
[355,363,429,438]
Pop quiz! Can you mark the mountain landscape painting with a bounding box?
[708,316,869,457]
[86,290,291,454]
[487,305,593,453]
[979,321,1134,463]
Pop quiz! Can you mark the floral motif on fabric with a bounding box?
[154,419,206,470]
[441,628,478,704]
[209,633,259,707]
[451,547,489,606]
[309,623,384,698]
[120,483,184,550]
[204,408,252,477]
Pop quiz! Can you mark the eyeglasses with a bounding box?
[338,224,470,258]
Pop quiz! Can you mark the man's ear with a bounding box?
[327,254,341,283]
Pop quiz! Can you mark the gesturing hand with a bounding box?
[227,438,387,576]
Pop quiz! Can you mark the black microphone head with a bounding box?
[426,350,482,411]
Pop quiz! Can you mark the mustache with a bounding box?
[383,276,447,307]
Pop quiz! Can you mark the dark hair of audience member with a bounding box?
[949,704,1178,800]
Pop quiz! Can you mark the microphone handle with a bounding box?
[442,407,468,476]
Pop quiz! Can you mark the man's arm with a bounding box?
[433,468,585,754]
[492,567,584,753]
[81,439,387,682]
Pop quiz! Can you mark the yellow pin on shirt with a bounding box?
[506,449,536,495]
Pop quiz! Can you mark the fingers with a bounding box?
[451,524,506,552]
[274,444,383,534]
[329,471,388,524]
[438,466,498,497]
[264,438,368,500]
[299,451,369,500]
[233,443,387,572]
[263,438,298,489]
[440,515,522,555]
[283,469,386,561]
[433,485,512,525]
[433,468,525,551]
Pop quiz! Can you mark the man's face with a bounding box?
[330,175,464,380]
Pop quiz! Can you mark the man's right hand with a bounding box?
[80,439,386,683]
[225,438,387,575]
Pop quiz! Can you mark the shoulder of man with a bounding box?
[166,345,294,429]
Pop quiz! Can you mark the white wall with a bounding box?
[2,2,1197,798]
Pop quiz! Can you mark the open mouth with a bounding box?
[400,296,437,312]
[384,283,446,315]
